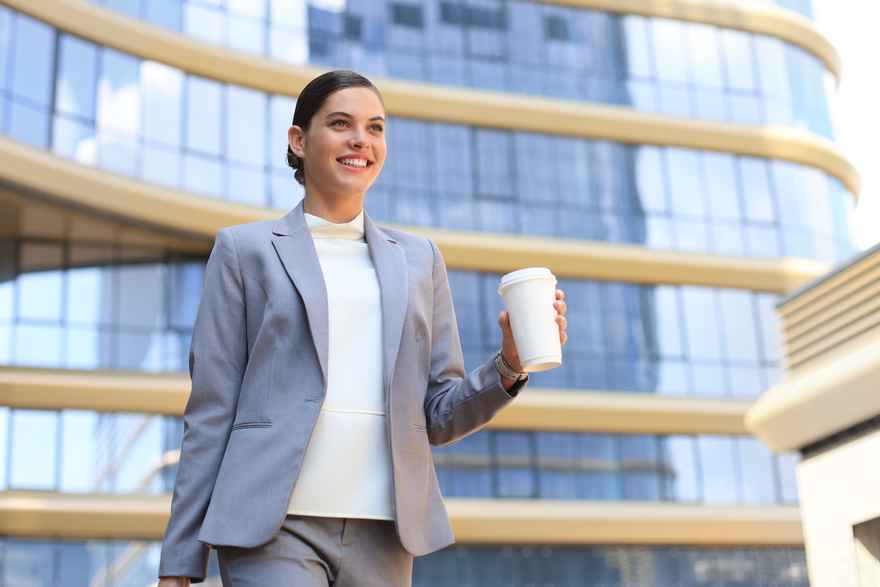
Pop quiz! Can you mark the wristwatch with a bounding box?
[494,349,528,383]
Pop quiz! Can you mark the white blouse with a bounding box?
[286,208,395,521]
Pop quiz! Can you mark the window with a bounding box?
[544,15,569,41]
[391,3,423,29]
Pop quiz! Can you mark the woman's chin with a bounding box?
[336,172,375,190]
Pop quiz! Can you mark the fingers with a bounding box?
[554,289,568,345]
[498,310,512,333]
[555,313,567,345]
[554,289,567,315]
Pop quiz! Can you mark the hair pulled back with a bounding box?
[287,70,383,186]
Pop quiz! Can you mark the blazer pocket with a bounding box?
[231,420,272,431]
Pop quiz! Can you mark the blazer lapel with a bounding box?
[364,211,408,391]
[270,200,409,394]
[271,200,330,387]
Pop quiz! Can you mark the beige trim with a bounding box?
[491,390,752,435]
[0,185,207,253]
[0,492,170,541]
[4,0,842,82]
[0,368,189,416]
[783,277,880,342]
[412,228,829,293]
[779,252,880,324]
[746,327,880,452]
[0,491,803,545]
[748,248,880,451]
[448,499,803,545]
[0,0,859,199]
[536,0,840,81]
[0,137,830,292]
[0,367,752,435]
[778,248,880,373]
[786,308,880,371]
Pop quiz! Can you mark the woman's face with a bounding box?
[288,87,387,199]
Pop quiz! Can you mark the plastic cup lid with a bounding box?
[497,267,556,294]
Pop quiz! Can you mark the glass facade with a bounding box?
[0,0,842,583]
[0,538,809,587]
[87,0,832,136]
[415,544,810,587]
[0,405,800,506]
[0,235,785,396]
[0,7,856,262]
[433,430,799,504]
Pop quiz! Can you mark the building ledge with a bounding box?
[747,247,880,451]
[0,0,859,197]
[0,491,803,545]
[0,136,830,292]
[1,366,752,435]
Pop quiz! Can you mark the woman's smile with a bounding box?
[288,85,387,203]
[336,156,373,171]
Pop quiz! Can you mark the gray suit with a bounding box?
[158,199,528,582]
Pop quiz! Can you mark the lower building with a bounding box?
[748,243,880,587]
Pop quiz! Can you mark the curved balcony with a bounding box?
[22,0,842,137]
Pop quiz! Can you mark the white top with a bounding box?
[286,209,395,520]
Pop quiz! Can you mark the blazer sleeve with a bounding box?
[158,228,247,583]
[422,238,528,447]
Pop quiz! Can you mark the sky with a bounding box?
[813,1,880,250]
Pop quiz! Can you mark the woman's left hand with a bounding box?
[498,288,568,373]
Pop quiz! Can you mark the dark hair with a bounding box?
[286,70,384,186]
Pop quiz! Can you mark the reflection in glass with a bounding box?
[10,14,54,106]
[0,5,855,261]
[10,410,58,489]
[698,436,739,503]
[56,35,98,119]
[60,410,98,492]
[661,436,700,502]
[97,49,141,136]
[737,437,778,504]
[185,76,222,156]
[142,61,183,147]
[494,431,535,498]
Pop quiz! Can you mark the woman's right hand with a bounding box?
[158,578,190,587]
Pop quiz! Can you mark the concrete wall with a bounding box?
[797,427,880,586]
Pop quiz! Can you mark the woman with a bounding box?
[158,70,568,586]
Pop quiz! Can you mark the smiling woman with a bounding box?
[285,71,387,223]
[156,69,568,587]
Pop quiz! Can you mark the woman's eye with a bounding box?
[331,120,348,127]
[371,125,384,132]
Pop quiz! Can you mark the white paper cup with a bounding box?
[497,267,561,372]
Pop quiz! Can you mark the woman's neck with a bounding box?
[302,192,364,224]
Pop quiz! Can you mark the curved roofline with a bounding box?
[0,0,859,199]
[0,136,830,293]
[0,366,753,435]
[0,491,803,545]
[538,0,840,81]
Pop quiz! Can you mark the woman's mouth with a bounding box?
[337,157,372,171]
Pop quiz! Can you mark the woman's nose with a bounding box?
[350,129,366,148]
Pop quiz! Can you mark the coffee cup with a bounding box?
[497,267,562,372]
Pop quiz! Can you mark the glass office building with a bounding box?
[0,0,855,584]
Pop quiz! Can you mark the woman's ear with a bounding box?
[288,125,306,158]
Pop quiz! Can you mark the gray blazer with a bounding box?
[158,199,528,582]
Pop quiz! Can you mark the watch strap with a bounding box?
[494,349,527,381]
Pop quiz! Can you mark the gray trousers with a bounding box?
[215,515,414,586]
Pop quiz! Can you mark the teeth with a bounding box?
[340,158,367,168]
